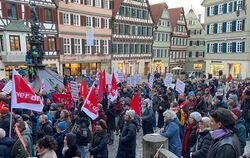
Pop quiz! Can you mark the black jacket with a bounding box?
[116,120,137,158]
[0,137,15,158]
[191,130,213,158]
[89,130,109,158]
[206,133,241,158]
[37,121,54,140]
[54,130,68,158]
[63,146,80,158]
[106,107,116,130]
[0,114,10,137]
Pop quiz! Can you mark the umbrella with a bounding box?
[172,66,183,70]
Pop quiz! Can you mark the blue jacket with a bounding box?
[0,137,15,158]
[236,117,246,155]
[160,118,182,158]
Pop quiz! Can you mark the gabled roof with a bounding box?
[150,3,168,25]
[3,20,30,32]
[168,7,185,31]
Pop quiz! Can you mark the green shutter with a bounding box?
[242,42,245,52]
[207,44,210,53]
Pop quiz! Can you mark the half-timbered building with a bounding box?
[112,0,154,76]
[0,0,59,78]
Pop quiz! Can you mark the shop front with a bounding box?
[63,63,102,76]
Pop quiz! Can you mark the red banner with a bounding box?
[52,93,74,110]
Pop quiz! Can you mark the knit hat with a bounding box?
[96,119,107,130]
[0,128,6,139]
[190,111,202,122]
[231,108,241,118]
[126,110,136,120]
[57,121,67,131]
[188,91,195,96]
[163,110,177,121]
[0,106,8,114]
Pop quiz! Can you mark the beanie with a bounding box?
[57,121,67,131]
[126,110,136,120]
[0,128,6,139]
[188,91,195,96]
[0,106,9,114]
[190,111,202,122]
[231,108,241,118]
[97,119,107,130]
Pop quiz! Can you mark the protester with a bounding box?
[54,121,68,158]
[37,114,54,140]
[89,119,109,158]
[36,135,57,158]
[59,109,72,131]
[141,98,154,135]
[160,110,181,158]
[0,128,15,158]
[0,106,10,137]
[212,94,228,110]
[157,95,170,128]
[190,117,213,158]
[116,110,137,158]
[207,108,241,158]
[105,103,116,145]
[62,133,80,158]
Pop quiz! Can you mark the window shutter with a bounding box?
[109,19,112,29]
[39,7,45,23]
[59,12,63,24]
[56,37,60,51]
[232,21,236,32]
[229,2,233,12]
[214,43,218,53]
[234,1,237,11]
[242,19,245,31]
[93,0,95,6]
[242,42,245,53]
[101,0,104,8]
[207,44,210,53]
[1,2,7,18]
[207,7,210,16]
[71,38,74,54]
[214,5,218,15]
[222,22,227,33]
[84,0,87,5]
[52,9,57,24]
[93,17,96,27]
[232,42,237,53]
[100,40,104,54]
[101,18,104,28]
[43,37,48,51]
[222,43,227,53]
[60,38,64,54]
[223,3,227,14]
[80,16,84,26]
[17,4,22,20]
[82,39,85,54]
[80,0,83,4]
[214,23,218,34]
[25,5,30,21]
[92,40,96,54]
[70,14,74,25]
[108,40,111,54]
[109,0,113,9]
[207,25,210,34]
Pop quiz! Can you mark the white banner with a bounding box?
[70,81,79,101]
[148,74,154,89]
[164,73,173,87]
[2,80,12,94]
[176,79,185,94]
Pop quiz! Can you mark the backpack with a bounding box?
[72,122,92,143]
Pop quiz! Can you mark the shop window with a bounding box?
[7,3,17,19]
[44,8,52,22]
[9,35,20,51]
[48,37,56,51]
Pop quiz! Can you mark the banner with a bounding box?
[2,80,12,94]
[11,69,43,112]
[70,81,79,101]
[108,73,118,102]
[79,79,88,99]
[164,73,173,87]
[176,79,185,94]
[130,94,140,116]
[52,93,74,110]
[148,74,154,89]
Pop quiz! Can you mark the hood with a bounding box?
[21,129,32,136]
[172,117,180,126]
[215,101,228,109]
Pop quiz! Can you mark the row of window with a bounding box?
[113,23,153,36]
[153,33,170,42]
[207,19,245,34]
[119,6,149,20]
[153,49,169,58]
[64,0,110,9]
[207,42,245,53]
[170,51,186,59]
[112,43,151,54]
[207,0,245,17]
[172,37,188,46]
[189,40,205,46]
[188,51,205,58]
[189,29,203,35]
[63,39,109,54]
[158,19,170,27]
[63,13,110,28]
[175,25,187,33]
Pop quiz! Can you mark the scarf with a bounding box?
[210,129,232,140]
[181,124,192,155]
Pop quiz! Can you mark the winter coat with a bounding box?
[89,130,109,158]
[54,130,68,158]
[206,133,241,158]
[38,149,57,158]
[212,101,228,110]
[194,98,207,116]
[116,119,137,158]
[141,108,154,135]
[160,118,182,158]
[0,114,10,137]
[63,145,80,158]
[182,125,199,158]
[73,118,92,146]
[37,121,54,140]
[10,129,33,158]
[157,100,169,128]
[191,130,213,158]
[235,117,246,155]
[0,137,15,158]
[106,107,116,130]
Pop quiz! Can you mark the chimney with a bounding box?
[198,14,201,22]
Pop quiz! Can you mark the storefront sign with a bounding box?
[194,64,203,70]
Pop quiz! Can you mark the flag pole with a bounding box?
[9,69,14,138]
[9,106,13,138]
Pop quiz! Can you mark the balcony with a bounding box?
[1,51,26,63]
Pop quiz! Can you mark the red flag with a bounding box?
[97,72,103,102]
[102,70,106,93]
[11,69,43,112]
[81,87,99,120]
[130,94,140,116]
[65,82,71,94]
[52,93,74,111]
[80,79,88,99]
[108,73,118,102]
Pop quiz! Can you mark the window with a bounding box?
[95,17,100,28]
[218,43,223,52]
[218,23,222,33]
[63,13,70,25]
[237,42,242,52]
[104,19,109,28]
[237,0,243,10]
[26,37,30,51]
[85,44,91,54]
[73,14,80,26]
[104,40,108,54]
[74,39,81,54]
[189,52,192,57]
[9,36,20,51]
[63,38,71,54]
[94,40,100,53]
[7,3,17,19]
[218,4,223,14]
[44,8,52,22]
[48,38,56,51]
[86,16,92,26]
[166,34,168,41]
[104,0,109,9]
[73,0,80,3]
[210,43,214,53]
[86,0,92,6]
[210,24,214,34]
[95,0,101,7]
[210,6,214,16]
[227,43,232,52]
[227,21,232,32]
[236,20,243,31]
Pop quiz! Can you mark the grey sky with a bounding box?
[148,0,205,22]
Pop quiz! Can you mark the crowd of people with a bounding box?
[0,73,250,158]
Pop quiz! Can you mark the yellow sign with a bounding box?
[194,64,203,70]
